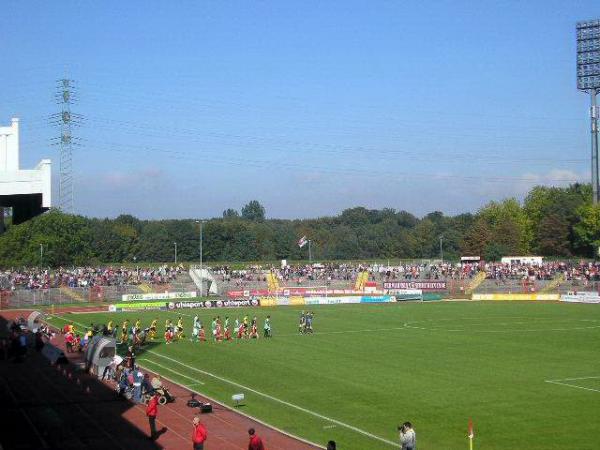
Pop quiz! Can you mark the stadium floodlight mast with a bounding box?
[195,220,203,297]
[577,19,600,203]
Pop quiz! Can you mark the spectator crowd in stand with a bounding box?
[212,260,600,287]
[0,265,184,291]
[3,260,600,294]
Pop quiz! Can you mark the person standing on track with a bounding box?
[247,428,265,450]
[146,392,160,440]
[192,415,207,450]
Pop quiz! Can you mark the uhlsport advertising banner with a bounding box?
[384,281,447,291]
[561,292,600,303]
[168,299,261,309]
[122,291,197,301]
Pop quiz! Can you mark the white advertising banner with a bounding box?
[121,291,197,301]
[561,292,600,304]
[304,296,362,306]
[385,289,422,296]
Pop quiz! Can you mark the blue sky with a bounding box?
[1,1,599,219]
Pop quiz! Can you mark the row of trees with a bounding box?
[1,185,600,267]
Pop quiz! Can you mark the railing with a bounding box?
[1,281,198,309]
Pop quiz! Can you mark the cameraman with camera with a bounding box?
[398,421,416,450]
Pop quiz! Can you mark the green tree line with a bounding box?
[1,184,600,267]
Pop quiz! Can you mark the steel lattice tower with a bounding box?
[51,79,81,213]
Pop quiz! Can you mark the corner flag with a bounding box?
[468,418,474,450]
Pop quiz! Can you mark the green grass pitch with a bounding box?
[48,301,600,449]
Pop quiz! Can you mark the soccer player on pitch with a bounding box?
[191,315,201,342]
[149,318,158,340]
[263,316,272,338]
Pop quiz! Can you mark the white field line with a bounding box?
[138,358,205,385]
[135,363,327,450]
[546,376,600,382]
[147,350,401,448]
[545,380,600,394]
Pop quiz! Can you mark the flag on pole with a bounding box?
[468,418,474,450]
[298,236,308,248]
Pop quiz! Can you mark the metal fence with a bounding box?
[1,281,199,309]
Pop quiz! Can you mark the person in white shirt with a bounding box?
[399,421,416,450]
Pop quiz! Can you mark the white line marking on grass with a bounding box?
[545,375,600,394]
[147,350,400,448]
[545,380,600,394]
[138,358,205,385]
[403,318,600,333]
[546,376,600,382]
[278,326,409,337]
[136,363,327,449]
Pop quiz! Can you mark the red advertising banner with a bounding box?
[227,289,270,298]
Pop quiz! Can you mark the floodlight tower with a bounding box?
[577,19,600,204]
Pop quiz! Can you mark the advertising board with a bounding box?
[472,293,560,301]
[383,281,447,291]
[122,291,197,301]
[108,301,168,312]
[360,295,395,303]
[561,292,600,304]
[168,299,261,309]
[304,296,362,306]
[386,289,423,301]
[227,289,270,298]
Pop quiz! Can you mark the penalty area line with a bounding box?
[147,350,400,448]
[545,380,600,394]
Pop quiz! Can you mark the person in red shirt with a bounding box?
[248,428,265,450]
[164,329,173,344]
[146,392,159,440]
[64,333,74,353]
[192,415,207,449]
